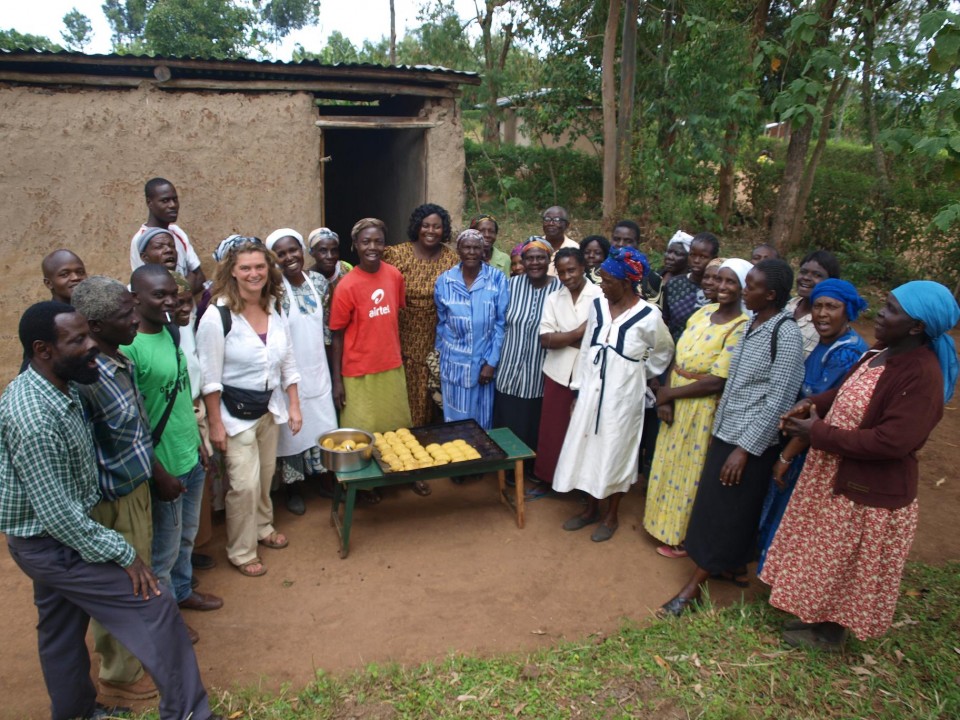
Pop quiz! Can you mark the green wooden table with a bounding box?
[331,427,534,558]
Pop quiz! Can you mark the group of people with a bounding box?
[3,177,958,720]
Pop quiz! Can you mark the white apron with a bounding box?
[276,273,338,457]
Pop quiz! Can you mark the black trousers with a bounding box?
[7,536,212,720]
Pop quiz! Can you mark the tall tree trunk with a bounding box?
[481,1,500,146]
[389,0,396,65]
[788,74,850,248]
[861,0,895,252]
[614,0,639,220]
[768,0,839,252]
[601,0,620,226]
[716,0,772,225]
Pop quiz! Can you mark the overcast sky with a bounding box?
[4,0,481,60]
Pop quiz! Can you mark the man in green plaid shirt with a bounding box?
[0,301,216,720]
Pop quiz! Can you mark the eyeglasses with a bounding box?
[542,216,567,224]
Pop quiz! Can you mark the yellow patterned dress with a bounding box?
[383,241,458,426]
[643,304,747,546]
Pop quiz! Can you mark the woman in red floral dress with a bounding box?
[762,281,959,650]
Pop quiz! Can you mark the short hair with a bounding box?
[144,177,172,199]
[351,218,387,243]
[799,249,841,279]
[752,243,780,259]
[754,258,794,310]
[407,203,452,243]
[41,249,84,278]
[580,234,610,256]
[554,247,585,269]
[19,301,76,359]
[691,232,720,257]
[613,220,641,243]
[71,276,129,323]
[130,263,176,292]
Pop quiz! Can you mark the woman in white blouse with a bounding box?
[197,236,302,578]
[531,247,602,496]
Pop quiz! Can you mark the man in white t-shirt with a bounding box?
[130,178,206,294]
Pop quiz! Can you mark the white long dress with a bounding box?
[552,296,674,498]
[277,272,337,458]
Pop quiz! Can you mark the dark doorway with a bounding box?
[321,128,426,263]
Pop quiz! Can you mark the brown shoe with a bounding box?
[98,673,158,701]
[178,590,224,612]
[185,622,200,644]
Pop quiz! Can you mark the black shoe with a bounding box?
[191,553,217,571]
[285,483,306,515]
[657,595,698,618]
[562,513,600,531]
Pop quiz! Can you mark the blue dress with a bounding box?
[756,328,868,572]
[434,263,509,429]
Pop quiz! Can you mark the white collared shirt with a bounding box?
[196,302,301,437]
[539,280,603,387]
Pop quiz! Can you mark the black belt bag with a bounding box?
[221,385,272,420]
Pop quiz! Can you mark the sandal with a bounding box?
[258,531,289,550]
[358,488,381,505]
[235,559,267,577]
[655,544,688,559]
[657,595,698,618]
[710,569,749,588]
[411,480,432,496]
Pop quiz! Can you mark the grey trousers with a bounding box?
[7,535,212,720]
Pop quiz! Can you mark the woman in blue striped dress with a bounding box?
[434,230,509,428]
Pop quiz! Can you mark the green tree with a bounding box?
[0,29,62,51]
[257,0,321,44]
[102,0,149,48]
[61,8,93,51]
[144,0,258,58]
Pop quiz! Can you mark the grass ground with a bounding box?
[129,561,959,719]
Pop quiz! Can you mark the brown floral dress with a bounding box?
[760,360,919,640]
[383,241,457,425]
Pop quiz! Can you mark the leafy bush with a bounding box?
[464,139,603,218]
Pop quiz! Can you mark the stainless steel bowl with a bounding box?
[317,428,374,473]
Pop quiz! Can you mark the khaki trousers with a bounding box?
[88,481,152,684]
[224,415,279,567]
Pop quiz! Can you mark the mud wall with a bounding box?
[0,84,323,382]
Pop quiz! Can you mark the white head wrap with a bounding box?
[667,230,694,252]
[719,258,754,315]
[264,228,304,251]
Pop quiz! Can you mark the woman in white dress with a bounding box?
[265,228,338,516]
[553,247,674,542]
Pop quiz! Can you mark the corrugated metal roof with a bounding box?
[0,49,482,88]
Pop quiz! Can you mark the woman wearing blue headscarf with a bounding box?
[762,280,959,650]
[552,247,674,542]
[756,279,869,571]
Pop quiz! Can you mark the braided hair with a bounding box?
[754,258,794,310]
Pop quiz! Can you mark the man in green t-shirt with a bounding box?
[123,265,223,635]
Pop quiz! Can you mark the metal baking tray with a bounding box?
[372,419,506,476]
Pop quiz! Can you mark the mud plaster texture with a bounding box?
[0,83,466,384]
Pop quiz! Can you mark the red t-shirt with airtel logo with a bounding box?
[329,262,406,377]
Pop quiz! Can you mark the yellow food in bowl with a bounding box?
[321,437,337,450]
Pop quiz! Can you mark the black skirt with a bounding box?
[684,437,779,574]
[493,390,543,454]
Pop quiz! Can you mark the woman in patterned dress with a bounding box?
[643,259,750,557]
[384,204,458,437]
[265,229,338,516]
[306,227,353,358]
[761,281,958,650]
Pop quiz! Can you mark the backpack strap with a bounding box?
[217,304,232,336]
[770,315,795,363]
[150,324,183,446]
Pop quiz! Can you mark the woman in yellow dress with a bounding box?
[643,259,751,557]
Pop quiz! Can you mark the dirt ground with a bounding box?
[2,321,958,720]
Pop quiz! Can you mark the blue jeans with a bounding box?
[152,462,205,603]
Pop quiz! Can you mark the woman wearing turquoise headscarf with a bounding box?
[761,280,959,651]
[756,279,869,571]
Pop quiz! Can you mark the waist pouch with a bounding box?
[221,385,271,420]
